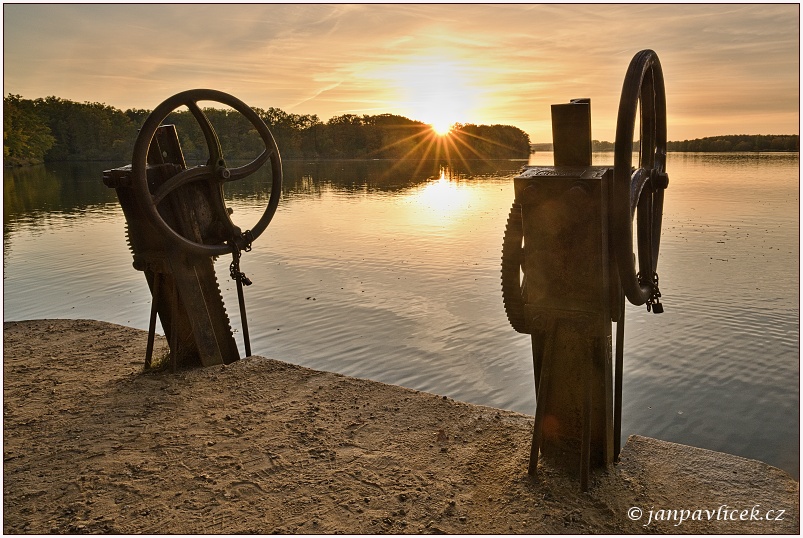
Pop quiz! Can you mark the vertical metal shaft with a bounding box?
[552,99,592,166]
[236,278,251,357]
[614,293,625,460]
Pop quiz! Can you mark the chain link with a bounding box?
[638,271,663,314]
[242,229,254,253]
[228,231,253,286]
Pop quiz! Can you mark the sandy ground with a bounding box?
[3,319,799,534]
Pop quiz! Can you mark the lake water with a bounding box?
[3,152,799,477]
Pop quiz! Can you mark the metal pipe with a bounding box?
[236,278,251,357]
[614,293,625,460]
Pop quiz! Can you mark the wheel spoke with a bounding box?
[650,187,665,270]
[226,149,272,182]
[152,165,214,205]
[186,100,225,167]
[629,168,651,219]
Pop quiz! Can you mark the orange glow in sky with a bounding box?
[3,4,799,142]
[366,53,480,136]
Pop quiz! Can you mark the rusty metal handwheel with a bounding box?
[612,50,669,306]
[132,89,282,257]
[501,202,528,333]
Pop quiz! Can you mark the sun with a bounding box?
[430,120,453,136]
[373,53,479,135]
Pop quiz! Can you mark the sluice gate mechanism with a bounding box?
[501,50,669,490]
[103,89,282,369]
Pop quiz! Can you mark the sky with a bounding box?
[3,3,800,142]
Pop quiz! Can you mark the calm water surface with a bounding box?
[3,153,799,477]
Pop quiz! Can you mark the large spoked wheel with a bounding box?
[132,89,282,257]
[612,50,669,306]
[501,202,528,333]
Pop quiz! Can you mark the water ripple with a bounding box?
[3,155,799,477]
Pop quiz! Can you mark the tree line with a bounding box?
[531,135,799,153]
[666,134,798,152]
[3,94,531,167]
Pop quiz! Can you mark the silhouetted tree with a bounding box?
[3,95,56,166]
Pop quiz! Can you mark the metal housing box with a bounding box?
[514,164,615,476]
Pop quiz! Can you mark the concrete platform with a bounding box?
[3,319,799,534]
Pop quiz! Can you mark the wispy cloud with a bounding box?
[3,4,798,140]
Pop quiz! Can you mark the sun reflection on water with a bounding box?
[404,167,474,226]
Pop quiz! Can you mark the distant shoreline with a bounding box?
[4,150,800,169]
[530,148,800,153]
[531,134,799,153]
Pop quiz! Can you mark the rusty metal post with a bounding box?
[515,99,615,488]
[105,90,283,371]
[552,98,591,166]
[501,49,669,493]
[104,125,240,368]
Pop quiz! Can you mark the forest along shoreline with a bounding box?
[4,94,798,168]
[3,94,530,167]
[3,319,798,534]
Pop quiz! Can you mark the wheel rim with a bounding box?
[132,89,282,257]
[612,50,668,306]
